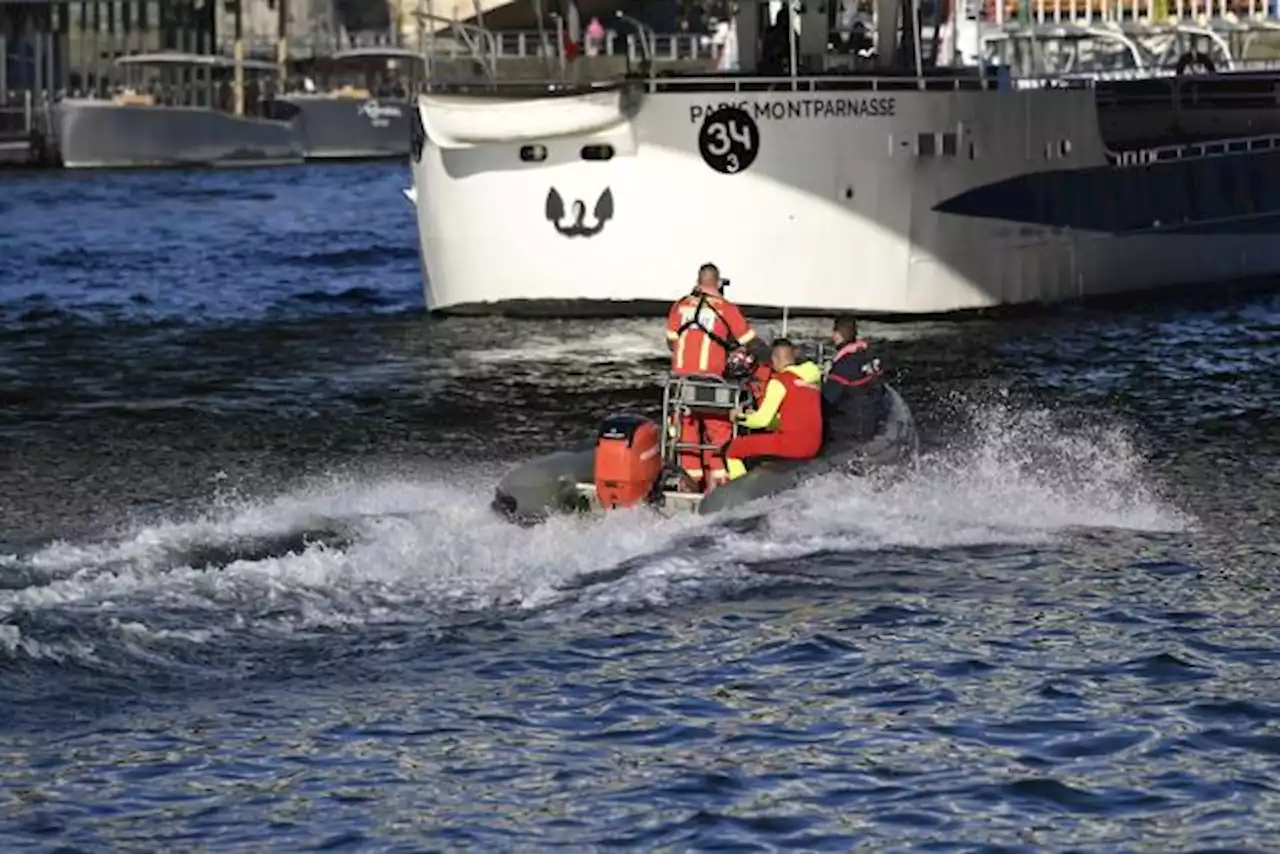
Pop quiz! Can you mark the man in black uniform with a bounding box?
[821,315,888,448]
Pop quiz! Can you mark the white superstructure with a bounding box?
[409,2,1280,315]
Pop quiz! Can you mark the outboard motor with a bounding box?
[593,414,662,510]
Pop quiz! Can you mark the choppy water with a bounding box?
[1,162,1277,851]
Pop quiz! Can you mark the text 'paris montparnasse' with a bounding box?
[689,97,897,124]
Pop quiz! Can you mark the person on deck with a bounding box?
[822,315,888,448]
[664,263,763,490]
[724,338,824,480]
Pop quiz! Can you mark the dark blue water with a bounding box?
[1,162,1278,851]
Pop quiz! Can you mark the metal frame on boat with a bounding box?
[614,373,757,514]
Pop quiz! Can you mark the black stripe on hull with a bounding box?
[935,149,1280,235]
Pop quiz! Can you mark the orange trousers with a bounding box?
[678,413,733,491]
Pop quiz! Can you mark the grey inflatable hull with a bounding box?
[699,384,918,514]
[492,386,917,524]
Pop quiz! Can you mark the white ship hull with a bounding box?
[410,76,1280,316]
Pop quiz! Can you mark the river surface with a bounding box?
[0,162,1277,852]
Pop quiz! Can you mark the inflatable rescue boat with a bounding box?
[492,372,918,524]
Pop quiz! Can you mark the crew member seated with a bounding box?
[665,263,764,489]
[822,315,888,448]
[724,338,824,480]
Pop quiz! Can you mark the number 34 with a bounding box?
[706,119,754,158]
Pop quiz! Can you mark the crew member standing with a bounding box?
[665,263,760,490]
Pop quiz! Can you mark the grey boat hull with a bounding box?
[54,100,304,169]
[273,95,411,159]
[493,385,918,523]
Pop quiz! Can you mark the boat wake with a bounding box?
[0,402,1193,689]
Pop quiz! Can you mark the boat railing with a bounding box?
[981,21,1246,74]
[0,91,34,160]
[415,12,500,81]
[628,53,1280,94]
[230,31,712,64]
[1104,129,1280,165]
[1008,53,1280,85]
[613,11,659,75]
[0,90,33,134]
[636,72,1061,93]
[983,0,1280,24]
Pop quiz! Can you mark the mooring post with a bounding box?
[233,0,244,115]
[277,0,288,91]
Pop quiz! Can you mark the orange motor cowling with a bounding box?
[593,414,663,510]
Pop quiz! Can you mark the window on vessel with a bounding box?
[581,144,615,161]
[942,133,957,157]
[520,145,547,162]
[916,133,936,157]
[1059,139,1072,158]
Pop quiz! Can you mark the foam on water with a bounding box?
[0,403,1191,668]
[460,328,667,366]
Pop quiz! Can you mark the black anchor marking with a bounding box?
[545,187,614,238]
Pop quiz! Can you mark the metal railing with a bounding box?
[459,30,710,61]
[415,12,501,79]
[0,91,34,133]
[983,0,1280,24]
[1105,128,1280,165]
[229,29,712,63]
[639,72,1020,92]
[629,51,1280,93]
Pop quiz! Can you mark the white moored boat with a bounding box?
[409,1,1280,316]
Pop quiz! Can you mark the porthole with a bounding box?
[520,144,547,162]
[1059,139,1072,157]
[581,144,615,161]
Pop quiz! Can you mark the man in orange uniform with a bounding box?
[665,262,760,490]
[725,338,824,479]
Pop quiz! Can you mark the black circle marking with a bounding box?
[698,106,760,175]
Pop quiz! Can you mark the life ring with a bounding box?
[1175,51,1215,76]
